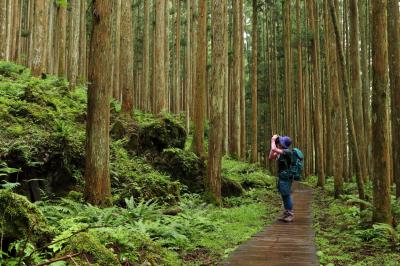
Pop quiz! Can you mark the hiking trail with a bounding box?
[220,183,318,266]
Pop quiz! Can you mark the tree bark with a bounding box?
[208,0,227,205]
[329,0,365,202]
[31,0,48,76]
[85,0,113,206]
[388,0,400,199]
[231,0,241,158]
[370,0,392,223]
[251,0,258,163]
[349,0,368,184]
[57,3,67,77]
[155,0,167,113]
[0,0,7,59]
[120,0,134,114]
[239,0,246,160]
[68,0,81,87]
[307,0,325,185]
[193,0,207,157]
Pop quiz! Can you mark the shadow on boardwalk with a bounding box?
[220,182,318,266]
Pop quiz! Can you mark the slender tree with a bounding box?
[349,0,368,182]
[307,0,325,186]
[0,0,7,59]
[193,0,207,157]
[231,0,241,158]
[68,0,81,87]
[371,0,392,223]
[120,0,134,114]
[155,0,167,113]
[143,0,150,112]
[31,0,48,76]
[84,0,113,206]
[329,0,365,201]
[388,0,400,199]
[208,0,227,205]
[57,2,67,77]
[251,0,258,163]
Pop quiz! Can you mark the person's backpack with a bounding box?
[291,148,304,181]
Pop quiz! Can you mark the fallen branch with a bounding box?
[33,253,81,266]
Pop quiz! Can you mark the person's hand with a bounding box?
[272,134,279,141]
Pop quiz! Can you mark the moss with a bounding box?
[135,117,187,154]
[221,176,244,197]
[153,148,206,193]
[0,190,53,245]
[64,232,119,266]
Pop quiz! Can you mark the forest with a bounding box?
[0,0,399,265]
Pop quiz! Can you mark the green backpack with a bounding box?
[279,148,304,181]
[291,148,304,181]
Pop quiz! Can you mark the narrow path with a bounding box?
[220,182,318,266]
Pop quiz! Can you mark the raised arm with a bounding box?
[269,135,284,160]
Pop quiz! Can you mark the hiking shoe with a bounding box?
[283,211,294,222]
[278,211,289,221]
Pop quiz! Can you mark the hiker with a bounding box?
[269,134,295,222]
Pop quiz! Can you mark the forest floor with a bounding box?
[307,176,400,266]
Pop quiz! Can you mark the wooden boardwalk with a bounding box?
[220,183,318,266]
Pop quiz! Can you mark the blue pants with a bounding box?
[281,194,293,210]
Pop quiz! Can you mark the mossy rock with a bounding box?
[0,190,53,246]
[117,173,181,205]
[137,117,186,153]
[153,148,205,193]
[63,232,119,266]
[221,176,244,197]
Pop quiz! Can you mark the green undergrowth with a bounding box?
[0,61,281,265]
[308,176,400,266]
[1,173,280,265]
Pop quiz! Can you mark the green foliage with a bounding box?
[222,156,275,189]
[312,183,400,266]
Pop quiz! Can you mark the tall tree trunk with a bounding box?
[68,0,81,87]
[85,0,112,206]
[231,0,241,158]
[120,0,134,114]
[329,0,365,202]
[143,0,150,112]
[193,0,207,157]
[240,0,246,160]
[79,0,87,81]
[0,0,7,59]
[283,0,292,137]
[388,0,400,199]
[251,0,258,163]
[208,0,227,205]
[370,0,392,223]
[155,0,167,113]
[173,0,181,113]
[327,0,344,197]
[359,0,371,177]
[223,3,229,154]
[307,0,325,186]
[57,3,67,77]
[349,0,368,183]
[31,0,47,76]
[112,0,121,100]
[296,0,304,154]
[185,0,191,132]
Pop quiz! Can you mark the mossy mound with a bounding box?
[221,176,244,197]
[125,114,187,155]
[0,190,53,246]
[154,148,205,193]
[0,61,86,200]
[62,232,119,266]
